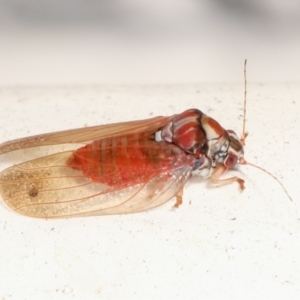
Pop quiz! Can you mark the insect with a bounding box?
[0,61,291,218]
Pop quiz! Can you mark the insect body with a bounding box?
[0,108,245,218]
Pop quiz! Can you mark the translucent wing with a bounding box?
[0,115,175,154]
[0,144,192,218]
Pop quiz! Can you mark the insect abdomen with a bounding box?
[67,136,192,186]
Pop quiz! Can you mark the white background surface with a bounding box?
[0,83,300,299]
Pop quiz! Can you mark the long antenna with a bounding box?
[241,59,247,145]
[239,60,293,202]
[247,162,293,202]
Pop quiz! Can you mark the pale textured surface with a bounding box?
[0,83,300,299]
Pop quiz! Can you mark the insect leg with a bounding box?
[173,187,184,208]
[211,164,245,190]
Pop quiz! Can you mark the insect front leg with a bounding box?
[211,164,245,190]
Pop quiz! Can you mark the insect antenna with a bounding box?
[239,59,293,202]
[241,59,248,145]
[248,162,293,202]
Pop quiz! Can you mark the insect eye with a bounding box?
[224,152,238,169]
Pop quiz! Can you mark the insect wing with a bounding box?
[0,147,192,218]
[0,115,175,154]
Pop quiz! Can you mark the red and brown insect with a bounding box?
[0,61,291,218]
[0,107,247,218]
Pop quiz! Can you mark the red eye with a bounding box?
[224,153,238,169]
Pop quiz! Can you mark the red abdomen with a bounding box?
[67,135,193,186]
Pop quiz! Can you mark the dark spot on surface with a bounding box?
[29,186,38,197]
